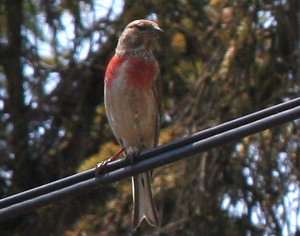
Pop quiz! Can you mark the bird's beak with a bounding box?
[153,25,164,33]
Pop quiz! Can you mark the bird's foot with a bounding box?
[95,148,125,176]
[125,147,141,164]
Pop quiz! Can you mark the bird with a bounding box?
[103,19,163,229]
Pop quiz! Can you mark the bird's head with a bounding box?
[116,19,163,55]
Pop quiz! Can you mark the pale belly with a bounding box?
[104,77,158,152]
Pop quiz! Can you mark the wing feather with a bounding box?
[152,67,161,147]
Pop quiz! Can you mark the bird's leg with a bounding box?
[95,148,125,175]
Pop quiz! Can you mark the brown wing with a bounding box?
[152,70,161,147]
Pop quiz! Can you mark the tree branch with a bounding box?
[2,0,35,190]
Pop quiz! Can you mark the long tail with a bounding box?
[132,172,159,229]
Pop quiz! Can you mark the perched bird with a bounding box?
[103,20,163,228]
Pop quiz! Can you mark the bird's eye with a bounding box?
[135,25,148,31]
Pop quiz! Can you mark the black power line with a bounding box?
[0,100,300,221]
[1,97,300,209]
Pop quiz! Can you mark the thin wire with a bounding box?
[0,104,300,221]
[1,97,300,208]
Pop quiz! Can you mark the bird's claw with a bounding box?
[95,148,125,176]
[126,152,140,164]
[95,158,112,176]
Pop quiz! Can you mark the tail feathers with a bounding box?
[132,172,159,229]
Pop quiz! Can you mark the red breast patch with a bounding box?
[105,55,157,88]
[105,56,126,86]
[126,57,157,88]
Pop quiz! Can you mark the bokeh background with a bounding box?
[1,0,300,235]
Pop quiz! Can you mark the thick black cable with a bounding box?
[1,97,300,209]
[0,105,300,221]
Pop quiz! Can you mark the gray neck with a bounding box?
[115,48,154,59]
[115,33,154,59]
